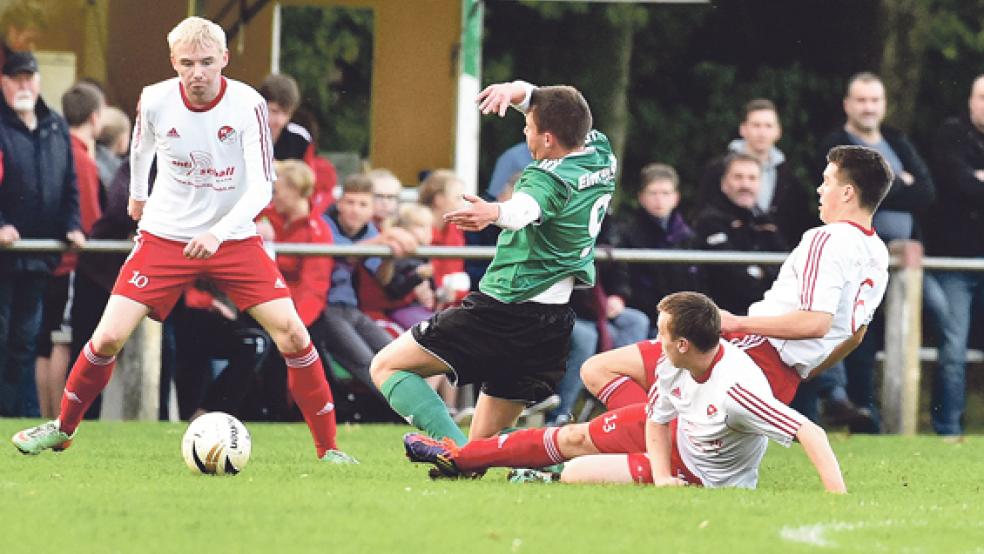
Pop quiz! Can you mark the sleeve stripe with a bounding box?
[255,104,273,181]
[800,231,830,310]
[727,384,801,437]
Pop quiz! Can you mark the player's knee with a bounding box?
[369,348,393,389]
[90,329,127,356]
[268,317,309,354]
[557,423,594,457]
[580,354,613,394]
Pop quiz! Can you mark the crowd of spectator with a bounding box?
[0,55,980,438]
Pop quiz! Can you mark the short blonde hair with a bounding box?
[368,168,401,193]
[167,16,226,52]
[274,160,315,198]
[397,203,434,229]
[418,169,462,207]
[97,106,131,148]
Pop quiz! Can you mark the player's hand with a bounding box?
[651,475,688,488]
[416,263,434,279]
[444,193,498,232]
[0,224,20,246]
[606,295,625,319]
[719,309,742,334]
[65,229,86,249]
[128,198,145,221]
[184,232,220,259]
[477,81,527,117]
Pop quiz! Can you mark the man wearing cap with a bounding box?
[0,51,84,416]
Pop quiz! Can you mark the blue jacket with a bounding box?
[0,96,79,274]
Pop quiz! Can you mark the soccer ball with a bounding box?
[181,412,251,475]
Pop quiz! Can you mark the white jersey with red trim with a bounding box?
[130,77,275,243]
[747,221,889,377]
[646,340,805,489]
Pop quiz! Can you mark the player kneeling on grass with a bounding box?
[11,16,355,464]
[405,291,846,493]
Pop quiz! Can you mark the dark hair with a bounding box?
[640,163,679,190]
[845,72,883,98]
[826,145,893,212]
[342,173,374,195]
[61,82,104,127]
[528,85,592,150]
[657,292,721,352]
[742,98,777,122]
[259,73,300,113]
[722,151,761,176]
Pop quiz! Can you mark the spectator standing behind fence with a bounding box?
[608,163,697,324]
[94,105,130,192]
[925,75,984,438]
[0,52,84,417]
[259,73,336,219]
[817,72,935,432]
[699,99,816,246]
[693,153,787,315]
[34,82,104,420]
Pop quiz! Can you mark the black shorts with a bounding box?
[411,292,574,404]
[38,273,71,357]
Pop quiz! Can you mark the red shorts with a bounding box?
[111,232,290,321]
[722,332,801,404]
[586,404,701,485]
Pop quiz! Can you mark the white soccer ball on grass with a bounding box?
[181,412,251,475]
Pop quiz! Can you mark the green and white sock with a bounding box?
[381,371,468,445]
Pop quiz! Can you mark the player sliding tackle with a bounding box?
[405,292,847,492]
[370,80,615,444]
[581,145,894,412]
[12,16,355,464]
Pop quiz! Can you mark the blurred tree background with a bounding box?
[278,0,984,214]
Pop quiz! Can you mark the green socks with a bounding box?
[381,371,468,445]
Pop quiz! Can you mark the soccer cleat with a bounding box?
[320,449,359,464]
[507,468,561,484]
[11,420,74,455]
[403,433,461,478]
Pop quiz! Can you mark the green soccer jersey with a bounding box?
[480,130,617,303]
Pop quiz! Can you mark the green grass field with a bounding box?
[1,419,982,554]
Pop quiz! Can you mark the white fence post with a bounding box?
[100,318,161,421]
[880,240,924,435]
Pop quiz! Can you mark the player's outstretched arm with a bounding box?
[720,309,832,340]
[795,420,847,494]
[645,419,686,488]
[477,80,533,117]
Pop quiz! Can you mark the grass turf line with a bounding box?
[1,419,983,553]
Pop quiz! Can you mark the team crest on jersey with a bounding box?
[671,387,682,399]
[217,125,237,144]
[707,404,718,417]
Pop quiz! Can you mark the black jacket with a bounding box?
[605,208,699,320]
[0,96,79,274]
[927,116,984,257]
[698,156,816,246]
[693,197,788,315]
[819,126,935,217]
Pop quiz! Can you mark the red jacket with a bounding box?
[54,135,102,275]
[431,222,465,287]
[271,212,334,327]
